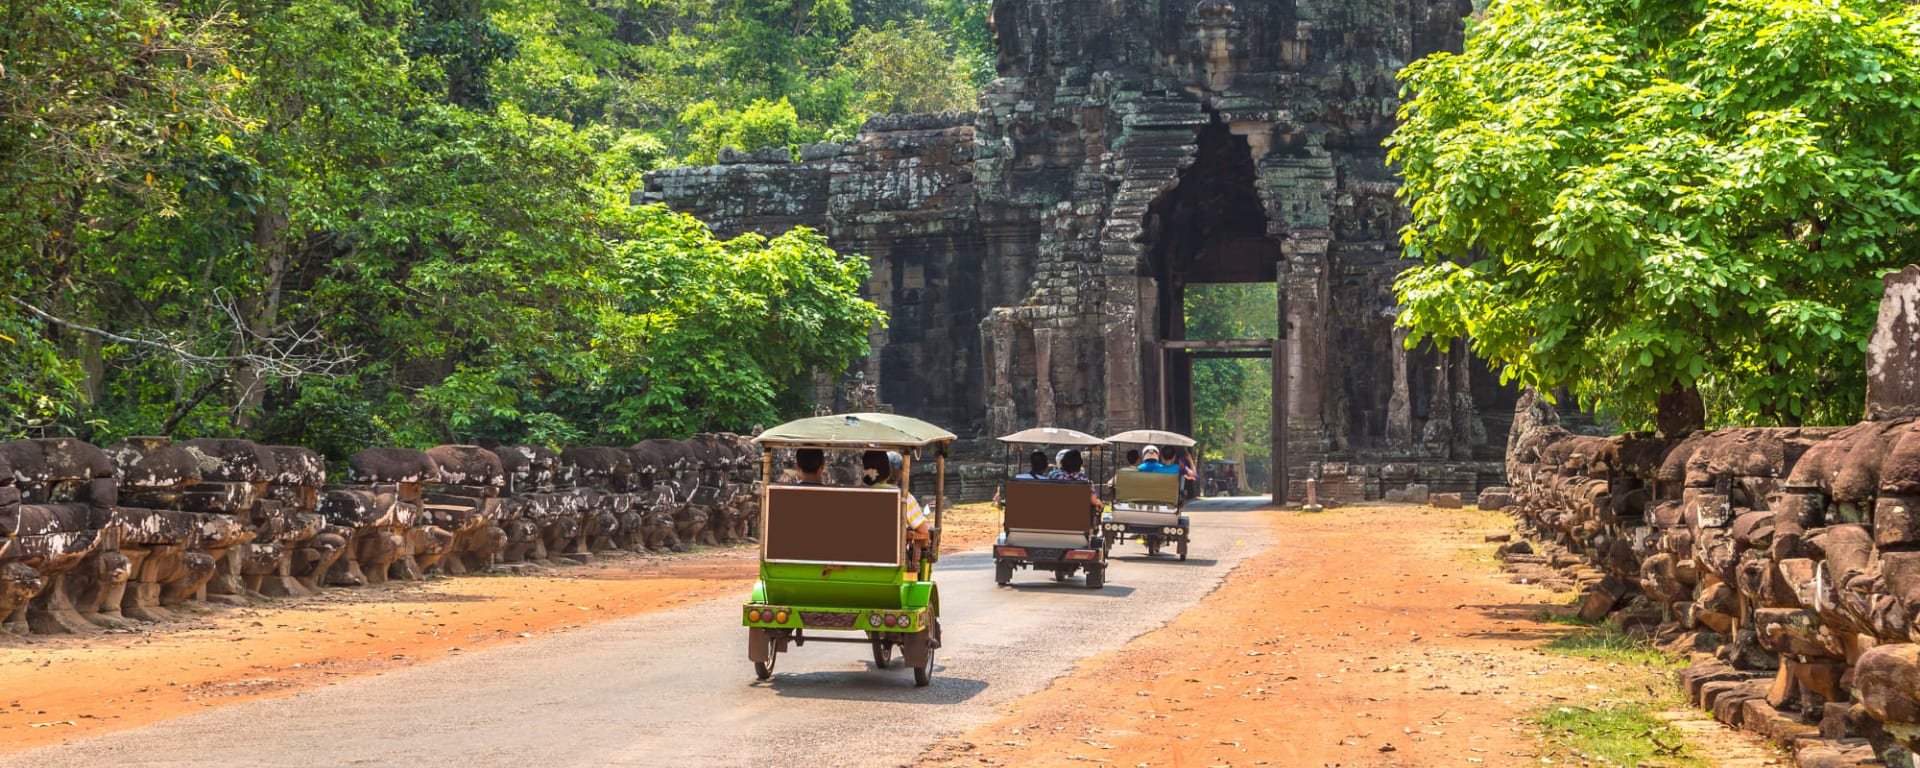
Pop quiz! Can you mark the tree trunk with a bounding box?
[1655,381,1706,438]
[230,206,289,431]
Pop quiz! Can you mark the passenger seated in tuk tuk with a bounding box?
[862,450,930,569]
[792,448,827,485]
[1137,445,1188,497]
[1015,450,1051,480]
[995,451,1054,507]
[1048,450,1084,480]
[1048,449,1102,511]
[1136,445,1180,473]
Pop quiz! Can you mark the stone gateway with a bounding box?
[646,0,1514,499]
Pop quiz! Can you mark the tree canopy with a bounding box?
[1388,0,1920,430]
[0,0,961,450]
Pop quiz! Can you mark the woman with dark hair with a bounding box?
[1049,449,1088,480]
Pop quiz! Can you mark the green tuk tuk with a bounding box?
[740,412,955,687]
[1101,429,1195,561]
[992,427,1110,588]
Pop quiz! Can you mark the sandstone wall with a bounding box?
[646,0,1517,500]
[1499,266,1920,768]
[0,433,770,638]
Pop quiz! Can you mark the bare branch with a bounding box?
[9,295,357,383]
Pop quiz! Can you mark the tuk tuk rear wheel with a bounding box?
[913,641,936,687]
[871,637,894,669]
[753,631,778,681]
[1145,536,1162,556]
[994,560,1013,586]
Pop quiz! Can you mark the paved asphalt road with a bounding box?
[3,498,1274,768]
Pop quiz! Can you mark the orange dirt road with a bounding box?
[0,502,1002,753]
[916,505,1659,768]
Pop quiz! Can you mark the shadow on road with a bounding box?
[998,582,1139,598]
[1452,601,1576,642]
[1104,554,1220,568]
[1186,496,1276,512]
[757,668,990,703]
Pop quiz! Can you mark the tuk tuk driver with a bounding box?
[863,450,931,568]
[792,448,828,485]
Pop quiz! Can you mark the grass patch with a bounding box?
[1542,619,1684,668]
[1533,607,1597,626]
[1537,702,1708,768]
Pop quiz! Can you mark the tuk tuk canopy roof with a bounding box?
[753,412,957,449]
[996,427,1106,446]
[1104,429,1197,448]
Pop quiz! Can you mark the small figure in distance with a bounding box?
[863,450,930,570]
[795,448,827,485]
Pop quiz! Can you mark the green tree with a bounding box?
[679,97,805,165]
[1388,0,1920,431]
[1,0,931,448]
[834,19,987,117]
[1185,284,1275,480]
[0,0,244,434]
[599,204,887,438]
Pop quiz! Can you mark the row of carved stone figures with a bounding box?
[0,434,761,636]
[1506,409,1920,760]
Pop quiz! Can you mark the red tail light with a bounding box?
[1064,549,1099,561]
[994,546,1028,558]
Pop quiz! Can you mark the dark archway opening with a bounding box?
[1140,119,1282,437]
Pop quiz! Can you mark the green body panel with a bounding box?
[902,580,933,608]
[761,561,909,609]
[742,564,935,633]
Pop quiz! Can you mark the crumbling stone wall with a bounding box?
[1501,266,1920,767]
[645,0,1516,499]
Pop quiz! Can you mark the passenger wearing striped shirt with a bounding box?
[862,450,930,568]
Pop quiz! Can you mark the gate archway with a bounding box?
[1140,119,1289,498]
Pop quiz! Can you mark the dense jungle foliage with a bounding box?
[1390,0,1920,431]
[0,0,990,452]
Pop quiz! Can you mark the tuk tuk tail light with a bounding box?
[869,613,883,628]
[748,609,762,622]
[1064,549,1099,561]
[774,610,789,623]
[994,546,1028,559]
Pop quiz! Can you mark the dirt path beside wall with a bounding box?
[915,504,1760,768]
[0,502,1002,753]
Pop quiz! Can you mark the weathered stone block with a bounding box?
[1866,265,1920,421]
